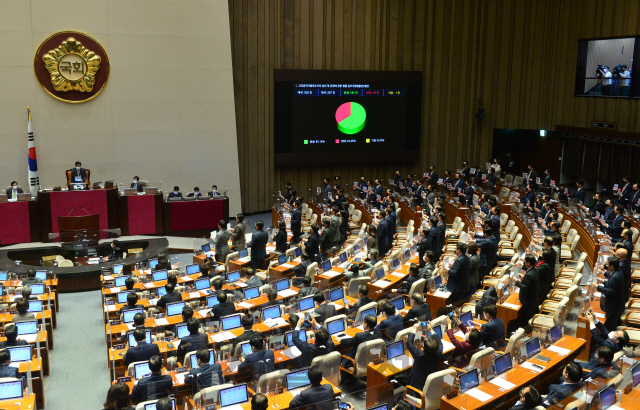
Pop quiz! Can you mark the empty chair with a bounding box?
[310,351,341,386]
[256,369,290,394]
[340,339,385,380]
[402,368,456,410]
[560,235,580,260]
[192,383,234,407]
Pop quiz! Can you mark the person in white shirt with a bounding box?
[619,65,631,96]
[600,66,613,95]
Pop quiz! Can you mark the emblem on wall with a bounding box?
[34,31,110,103]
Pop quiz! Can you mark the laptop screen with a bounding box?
[27,300,43,313]
[392,258,400,270]
[525,337,541,358]
[597,384,616,409]
[114,276,130,287]
[195,278,211,291]
[186,264,200,275]
[0,271,7,281]
[243,286,260,300]
[157,287,167,297]
[222,314,242,331]
[16,321,38,335]
[0,285,3,297]
[263,305,281,320]
[294,246,302,257]
[286,368,311,390]
[176,324,189,339]
[433,275,442,288]
[144,398,176,410]
[35,271,47,280]
[340,253,347,263]
[219,384,249,407]
[432,325,443,338]
[128,331,152,347]
[322,260,332,272]
[0,380,22,400]
[113,264,124,275]
[375,268,385,280]
[190,349,215,368]
[134,362,151,379]
[275,279,290,291]
[389,297,404,311]
[123,308,144,324]
[286,330,306,347]
[404,249,411,260]
[367,405,388,410]
[278,254,287,265]
[148,258,159,269]
[239,249,249,258]
[633,364,640,387]
[549,324,562,344]
[30,283,45,295]
[201,243,211,253]
[330,287,344,302]
[385,340,404,360]
[166,301,185,317]
[152,270,168,282]
[327,319,345,335]
[7,345,31,363]
[227,271,241,283]
[359,307,376,323]
[494,352,512,376]
[459,311,472,325]
[206,295,220,308]
[459,369,480,394]
[299,296,315,312]
[117,290,135,304]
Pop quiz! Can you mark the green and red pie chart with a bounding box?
[335,102,366,134]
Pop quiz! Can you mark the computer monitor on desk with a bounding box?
[123,308,144,324]
[218,384,249,408]
[166,301,185,317]
[6,345,32,363]
[15,320,38,336]
[144,398,175,410]
[0,380,23,400]
[30,283,45,295]
[286,367,311,391]
[190,349,215,368]
[459,368,480,394]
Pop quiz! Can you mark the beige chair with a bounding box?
[59,259,74,267]
[403,368,456,410]
[306,262,318,284]
[192,383,234,406]
[310,351,341,386]
[560,235,580,260]
[347,276,371,296]
[501,220,515,239]
[406,278,426,299]
[499,187,511,200]
[499,226,519,246]
[503,327,525,355]
[497,234,522,259]
[469,347,495,370]
[55,255,65,264]
[560,220,571,238]
[483,265,509,288]
[349,210,362,228]
[126,360,149,377]
[500,213,509,228]
[562,229,577,250]
[340,339,385,379]
[531,297,569,329]
[256,370,290,394]
[395,326,414,344]
[225,252,238,272]
[285,248,296,260]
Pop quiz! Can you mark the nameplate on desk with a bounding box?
[280,263,295,269]
[104,284,113,289]
[175,367,186,373]
[110,320,121,325]
[373,357,384,365]
[106,301,115,305]
[203,405,217,410]
[103,275,114,281]
[117,377,131,383]
[113,344,125,350]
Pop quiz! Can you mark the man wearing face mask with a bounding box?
[70,161,87,183]
[102,240,124,261]
[131,176,143,192]
[7,181,23,200]
[168,186,182,199]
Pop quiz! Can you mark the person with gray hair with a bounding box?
[21,285,37,301]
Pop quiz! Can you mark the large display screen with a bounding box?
[274,70,422,165]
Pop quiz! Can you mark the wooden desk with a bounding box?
[497,292,522,337]
[0,393,36,410]
[238,381,342,410]
[18,358,44,408]
[367,264,411,302]
[0,332,50,376]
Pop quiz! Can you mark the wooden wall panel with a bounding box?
[229,0,640,213]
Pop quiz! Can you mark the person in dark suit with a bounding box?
[604,205,625,243]
[618,243,632,303]
[154,254,172,271]
[259,288,284,309]
[586,309,629,360]
[416,228,431,268]
[597,256,625,331]
[238,335,275,382]
[467,242,480,292]
[427,166,438,187]
[156,283,182,310]
[372,180,384,209]
[474,227,498,284]
[247,220,268,271]
[6,181,23,199]
[413,179,425,207]
[525,164,539,189]
[184,348,223,395]
[514,255,540,330]
[130,355,173,402]
[474,304,504,346]
[209,291,236,322]
[186,187,203,198]
[292,253,311,284]
[403,293,432,323]
[617,176,632,206]
[543,362,583,406]
[102,240,124,262]
[235,315,263,344]
[312,292,336,324]
[70,161,87,183]
[177,318,209,362]
[536,249,554,305]
[519,184,535,209]
[214,220,231,264]
[319,219,334,258]
[0,349,23,381]
[292,315,335,368]
[374,303,403,341]
[119,312,150,343]
[437,213,446,248]
[443,243,470,304]
[393,264,421,295]
[296,276,318,301]
[385,207,396,241]
[376,217,389,257]
[463,179,474,206]
[491,206,501,242]
[0,325,28,349]
[442,170,453,189]
[273,220,288,254]
[510,386,542,410]
[230,214,246,251]
[290,201,303,244]
[427,216,440,259]
[288,365,334,410]
[340,314,382,363]
[346,285,373,316]
[304,223,321,262]
[406,322,443,391]
[118,292,141,317]
[208,185,220,196]
[20,269,43,286]
[131,176,144,192]
[629,184,640,212]
[570,180,586,204]
[167,186,182,199]
[582,346,618,380]
[124,328,161,366]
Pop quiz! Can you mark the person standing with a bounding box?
[513,255,540,330]
[322,177,332,204]
[247,220,268,271]
[619,65,631,96]
[231,214,246,251]
[443,243,470,304]
[596,256,625,331]
[214,220,231,264]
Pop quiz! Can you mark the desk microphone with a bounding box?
[80,206,91,215]
[67,206,76,216]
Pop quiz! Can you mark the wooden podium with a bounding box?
[57,214,100,242]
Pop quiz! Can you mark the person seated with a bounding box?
[311,292,335,324]
[155,283,182,310]
[130,355,173,402]
[472,304,504,347]
[292,315,335,368]
[102,240,124,262]
[119,293,141,317]
[340,314,382,364]
[0,324,28,348]
[0,349,23,380]
[211,278,224,293]
[12,298,35,323]
[344,263,366,286]
[403,293,432,323]
[154,254,172,271]
[124,328,161,366]
[21,269,42,285]
[177,318,209,362]
[70,161,87,183]
[543,362,583,406]
[209,185,220,197]
[406,321,443,391]
[510,386,542,410]
[235,314,263,344]
[288,366,334,410]
[251,393,269,410]
[374,303,403,341]
[237,335,275,382]
[581,346,619,380]
[292,253,311,285]
[7,181,23,200]
[155,398,173,410]
[163,306,194,338]
[187,187,202,198]
[209,291,236,321]
[243,269,264,288]
[392,264,421,295]
[475,287,497,318]
[168,186,182,199]
[296,276,318,300]
[586,310,629,358]
[446,312,482,359]
[124,277,135,291]
[184,348,223,395]
[102,382,133,410]
[346,285,373,316]
[20,285,38,302]
[260,288,284,309]
[119,312,148,343]
[131,176,143,192]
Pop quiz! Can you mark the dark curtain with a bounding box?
[562,138,581,177]
[597,144,611,183]
[581,141,597,181]
[612,144,631,184]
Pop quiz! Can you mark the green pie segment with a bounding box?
[336,102,366,134]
